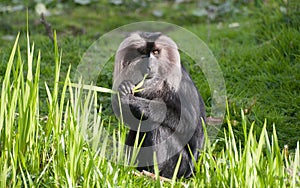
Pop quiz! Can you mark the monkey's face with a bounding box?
[113,32,182,93]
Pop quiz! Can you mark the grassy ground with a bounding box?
[0,0,299,187]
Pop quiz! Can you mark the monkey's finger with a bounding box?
[119,80,135,96]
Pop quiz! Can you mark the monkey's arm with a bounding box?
[124,94,167,123]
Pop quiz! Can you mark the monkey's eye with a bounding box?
[152,49,160,55]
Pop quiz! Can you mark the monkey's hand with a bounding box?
[118,80,148,118]
[118,80,166,124]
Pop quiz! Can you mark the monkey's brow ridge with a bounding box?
[140,32,161,41]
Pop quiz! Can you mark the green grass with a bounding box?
[0,0,299,187]
[0,25,299,188]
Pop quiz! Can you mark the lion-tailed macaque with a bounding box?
[112,31,206,178]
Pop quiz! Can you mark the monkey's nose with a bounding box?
[146,61,151,71]
[147,54,156,71]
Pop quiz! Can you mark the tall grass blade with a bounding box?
[0,33,19,136]
[171,153,182,186]
[292,142,299,187]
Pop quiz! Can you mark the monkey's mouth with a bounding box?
[145,75,153,79]
[145,73,155,80]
